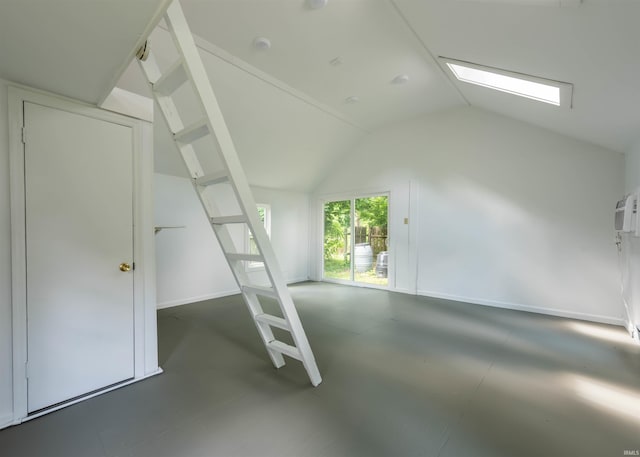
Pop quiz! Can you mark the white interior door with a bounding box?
[24,102,135,413]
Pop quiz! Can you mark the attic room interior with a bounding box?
[1,0,640,456]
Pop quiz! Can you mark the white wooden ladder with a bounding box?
[137,0,321,386]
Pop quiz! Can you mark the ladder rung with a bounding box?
[195,172,229,187]
[226,253,264,263]
[138,0,322,387]
[174,119,209,144]
[211,215,247,225]
[267,340,302,361]
[153,59,187,95]
[243,284,278,299]
[255,314,290,331]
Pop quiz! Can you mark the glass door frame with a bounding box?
[320,190,390,290]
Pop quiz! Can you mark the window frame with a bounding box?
[245,203,271,271]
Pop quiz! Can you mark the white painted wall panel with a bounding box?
[623,140,640,336]
[314,107,625,324]
[154,174,309,308]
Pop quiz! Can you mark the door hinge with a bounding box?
[25,361,29,380]
[21,127,26,144]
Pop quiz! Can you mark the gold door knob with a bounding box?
[119,263,132,272]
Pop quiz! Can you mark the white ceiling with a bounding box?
[167,0,640,154]
[394,0,640,153]
[177,0,465,131]
[0,0,169,104]
[118,27,366,191]
[116,0,640,190]
[4,0,637,191]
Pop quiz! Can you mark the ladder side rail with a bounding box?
[138,51,285,369]
[165,1,321,386]
[163,1,307,313]
[138,52,203,177]
[198,188,287,369]
[142,1,322,386]
[162,2,275,269]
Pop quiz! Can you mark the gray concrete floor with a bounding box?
[1,282,639,457]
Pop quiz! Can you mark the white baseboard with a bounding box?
[623,318,634,336]
[157,279,308,310]
[157,289,240,309]
[287,277,310,285]
[390,287,416,295]
[0,413,14,431]
[3,368,163,429]
[21,369,163,424]
[417,289,626,327]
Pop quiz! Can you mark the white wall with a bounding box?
[313,107,625,324]
[0,81,159,427]
[623,139,640,338]
[154,173,310,308]
[0,79,14,426]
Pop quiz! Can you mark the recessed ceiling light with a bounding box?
[308,0,328,9]
[344,96,360,104]
[391,74,410,85]
[253,37,271,50]
[440,57,572,107]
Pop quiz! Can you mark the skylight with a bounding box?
[440,57,572,107]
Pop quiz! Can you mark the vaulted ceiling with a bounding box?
[171,0,640,153]
[0,0,169,104]
[2,0,639,192]
[117,0,640,191]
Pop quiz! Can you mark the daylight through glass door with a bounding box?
[323,195,388,287]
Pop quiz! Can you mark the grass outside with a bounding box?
[323,257,388,286]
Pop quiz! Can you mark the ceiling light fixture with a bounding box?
[308,0,328,9]
[344,96,360,104]
[253,37,271,50]
[391,74,410,85]
[440,57,572,107]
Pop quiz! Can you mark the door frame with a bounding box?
[319,189,392,291]
[8,86,160,424]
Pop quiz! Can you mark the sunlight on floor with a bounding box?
[565,321,636,347]
[570,375,640,423]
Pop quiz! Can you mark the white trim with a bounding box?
[245,203,271,271]
[14,369,163,427]
[623,318,634,336]
[390,287,415,295]
[0,414,13,431]
[318,189,392,290]
[417,289,626,327]
[323,277,391,292]
[100,87,154,122]
[8,85,28,423]
[8,86,158,423]
[287,277,310,285]
[138,122,159,376]
[182,29,368,133]
[439,56,573,108]
[157,289,240,309]
[157,277,308,310]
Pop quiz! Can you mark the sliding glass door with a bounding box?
[323,194,389,287]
